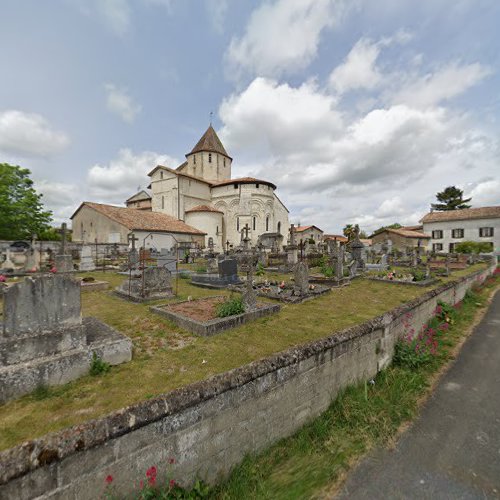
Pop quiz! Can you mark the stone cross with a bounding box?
[242,223,251,250]
[289,224,296,246]
[59,223,68,255]
[128,232,139,251]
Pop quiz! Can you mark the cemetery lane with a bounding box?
[337,289,500,500]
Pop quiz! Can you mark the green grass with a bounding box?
[0,263,488,451]
[206,272,499,500]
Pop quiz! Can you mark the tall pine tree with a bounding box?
[431,186,472,211]
[0,163,53,240]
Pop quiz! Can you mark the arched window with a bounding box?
[208,153,212,163]
[194,154,196,164]
[208,237,213,247]
[237,217,240,231]
[223,158,226,167]
[277,222,281,234]
[253,217,256,230]
[266,216,269,232]
[216,225,219,234]
[160,171,163,179]
[162,196,164,209]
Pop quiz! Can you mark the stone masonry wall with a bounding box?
[0,264,495,499]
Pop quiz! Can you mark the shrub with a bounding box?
[89,352,110,376]
[195,266,207,273]
[455,241,493,254]
[411,269,427,282]
[179,271,191,280]
[319,255,334,277]
[255,262,265,276]
[216,296,245,318]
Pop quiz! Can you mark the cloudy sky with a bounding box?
[1,0,499,233]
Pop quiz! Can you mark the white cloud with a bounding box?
[329,38,382,94]
[217,69,498,233]
[87,148,178,203]
[219,77,343,162]
[34,179,81,223]
[104,83,142,123]
[469,179,500,206]
[226,0,350,79]
[0,110,70,158]
[392,62,491,108]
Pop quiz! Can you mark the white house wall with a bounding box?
[423,217,500,253]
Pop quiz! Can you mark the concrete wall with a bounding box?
[184,211,223,251]
[423,217,500,253]
[1,264,493,500]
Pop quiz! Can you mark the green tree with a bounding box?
[455,241,493,254]
[431,186,471,211]
[343,224,367,240]
[0,163,53,240]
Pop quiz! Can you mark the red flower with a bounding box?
[168,457,175,464]
[169,479,176,489]
[105,475,113,484]
[146,466,157,486]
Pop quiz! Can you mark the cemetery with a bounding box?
[0,221,497,498]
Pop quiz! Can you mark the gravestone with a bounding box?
[0,274,132,402]
[156,248,177,273]
[349,227,365,271]
[348,260,358,278]
[335,244,345,280]
[115,266,173,302]
[219,258,238,282]
[55,223,73,273]
[79,245,96,271]
[293,261,309,296]
[207,257,218,274]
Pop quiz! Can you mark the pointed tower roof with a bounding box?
[188,125,231,159]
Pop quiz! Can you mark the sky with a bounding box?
[1,0,499,234]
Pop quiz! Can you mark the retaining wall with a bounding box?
[0,264,495,499]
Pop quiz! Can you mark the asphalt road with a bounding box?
[336,289,500,500]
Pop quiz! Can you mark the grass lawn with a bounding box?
[0,263,488,451]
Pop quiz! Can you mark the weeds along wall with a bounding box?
[0,264,495,499]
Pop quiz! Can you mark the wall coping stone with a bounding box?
[0,265,492,485]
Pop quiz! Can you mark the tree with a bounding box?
[455,241,493,254]
[431,186,471,211]
[343,224,367,240]
[0,163,53,240]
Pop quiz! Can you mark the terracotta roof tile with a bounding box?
[185,205,224,214]
[72,202,205,235]
[387,228,430,239]
[324,234,348,242]
[421,206,500,223]
[189,125,231,159]
[295,225,323,233]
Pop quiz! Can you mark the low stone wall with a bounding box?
[0,264,495,499]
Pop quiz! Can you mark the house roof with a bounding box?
[176,161,188,171]
[188,125,232,159]
[185,204,224,214]
[212,177,277,190]
[374,228,430,239]
[71,202,206,235]
[400,224,423,231]
[421,206,500,223]
[126,190,151,203]
[147,165,213,185]
[324,234,348,242]
[360,238,373,246]
[295,225,323,233]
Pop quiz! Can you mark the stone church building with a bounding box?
[72,125,289,252]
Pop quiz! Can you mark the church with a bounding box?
[72,125,290,252]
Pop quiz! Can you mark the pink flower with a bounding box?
[50,266,57,273]
[0,275,6,283]
[105,475,113,484]
[169,479,176,489]
[146,466,157,486]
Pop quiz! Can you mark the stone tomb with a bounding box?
[0,274,132,403]
[78,245,96,271]
[115,266,174,302]
[191,257,243,289]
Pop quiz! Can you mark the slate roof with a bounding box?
[212,177,277,190]
[421,206,500,223]
[189,125,231,159]
[71,202,205,235]
[185,205,224,214]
